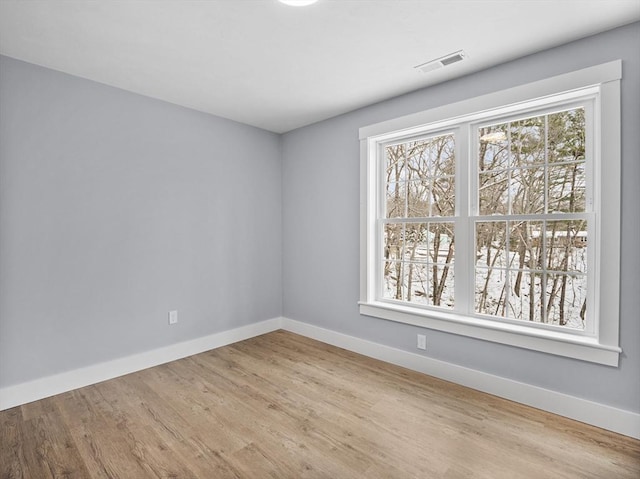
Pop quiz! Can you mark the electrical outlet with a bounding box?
[417,334,426,350]
[168,310,178,325]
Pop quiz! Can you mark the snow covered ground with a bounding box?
[383,245,587,330]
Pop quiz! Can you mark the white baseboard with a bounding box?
[0,317,281,411]
[3,315,637,439]
[281,317,640,439]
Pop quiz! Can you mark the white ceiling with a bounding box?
[1,1,638,133]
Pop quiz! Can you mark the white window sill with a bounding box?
[359,301,621,366]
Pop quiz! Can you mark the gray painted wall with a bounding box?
[0,56,282,387]
[282,22,640,413]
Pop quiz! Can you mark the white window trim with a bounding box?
[359,61,622,366]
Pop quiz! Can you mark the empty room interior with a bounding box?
[1,1,639,477]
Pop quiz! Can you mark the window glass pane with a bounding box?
[509,221,543,271]
[406,262,429,305]
[386,181,406,218]
[545,220,588,274]
[383,261,405,301]
[386,144,406,181]
[545,273,586,329]
[428,223,455,264]
[404,136,455,177]
[510,167,545,215]
[405,141,429,176]
[548,108,585,164]
[432,176,455,216]
[403,223,428,262]
[383,223,403,261]
[430,135,456,178]
[548,162,586,213]
[479,170,509,215]
[508,271,543,321]
[431,264,454,308]
[388,133,455,219]
[476,221,508,268]
[478,106,587,218]
[407,180,430,217]
[510,117,545,167]
[475,267,507,316]
[382,220,455,309]
[479,125,509,171]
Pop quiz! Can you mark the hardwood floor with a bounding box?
[2,330,639,478]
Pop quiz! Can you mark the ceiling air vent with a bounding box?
[415,50,466,74]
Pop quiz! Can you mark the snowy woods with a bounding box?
[382,108,587,330]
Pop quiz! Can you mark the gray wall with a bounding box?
[282,22,640,413]
[0,56,282,387]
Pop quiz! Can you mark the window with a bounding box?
[359,62,622,366]
[474,105,591,331]
[382,133,456,308]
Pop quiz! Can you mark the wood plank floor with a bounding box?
[1,330,639,478]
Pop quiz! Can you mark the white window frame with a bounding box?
[359,61,622,366]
